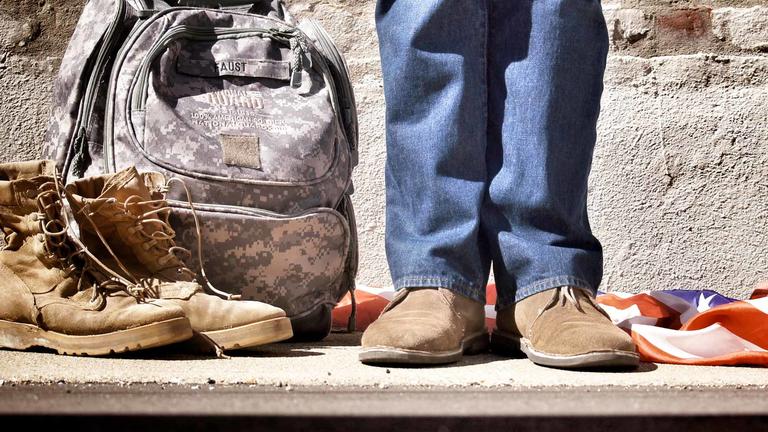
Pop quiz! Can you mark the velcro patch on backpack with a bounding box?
[177,55,291,80]
[220,134,262,170]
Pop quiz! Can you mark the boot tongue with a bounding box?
[98,167,187,275]
[100,167,152,202]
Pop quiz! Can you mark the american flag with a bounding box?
[333,282,768,366]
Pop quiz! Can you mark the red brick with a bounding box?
[657,8,712,37]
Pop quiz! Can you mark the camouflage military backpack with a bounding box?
[42,0,359,340]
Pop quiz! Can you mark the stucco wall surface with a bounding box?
[1,0,766,299]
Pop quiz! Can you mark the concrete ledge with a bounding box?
[2,333,768,388]
[7,416,766,432]
[2,384,768,431]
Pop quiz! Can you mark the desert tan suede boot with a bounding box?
[491,286,639,369]
[359,288,488,365]
[0,160,193,356]
[65,166,292,351]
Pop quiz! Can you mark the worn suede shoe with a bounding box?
[491,286,639,369]
[359,288,488,365]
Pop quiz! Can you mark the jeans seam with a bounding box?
[393,275,486,303]
[394,275,481,287]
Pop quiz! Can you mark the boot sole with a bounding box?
[0,318,193,356]
[358,330,489,365]
[202,317,293,350]
[491,330,640,369]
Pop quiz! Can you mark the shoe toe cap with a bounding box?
[361,317,461,352]
[531,319,636,356]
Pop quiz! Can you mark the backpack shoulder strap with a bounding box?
[299,18,358,167]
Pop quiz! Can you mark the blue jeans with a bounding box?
[377,0,609,309]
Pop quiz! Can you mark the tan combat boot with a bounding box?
[65,166,293,351]
[491,286,639,368]
[0,160,193,355]
[359,288,488,365]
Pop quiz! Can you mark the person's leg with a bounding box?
[484,0,638,368]
[360,0,490,365]
[379,0,491,300]
[485,0,606,307]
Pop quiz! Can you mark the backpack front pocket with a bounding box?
[127,26,339,185]
[169,202,351,318]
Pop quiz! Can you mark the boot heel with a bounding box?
[0,320,46,351]
[490,330,525,357]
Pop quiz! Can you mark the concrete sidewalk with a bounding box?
[3,333,767,431]
[2,332,767,389]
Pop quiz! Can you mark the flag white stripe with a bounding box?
[600,304,658,329]
[355,285,396,301]
[632,323,768,359]
[745,297,768,315]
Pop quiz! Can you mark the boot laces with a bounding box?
[36,181,75,265]
[35,176,146,304]
[77,176,241,301]
[540,286,608,318]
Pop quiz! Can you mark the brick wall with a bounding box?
[1,0,767,299]
[605,2,768,54]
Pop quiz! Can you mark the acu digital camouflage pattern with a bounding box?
[42,0,140,180]
[42,0,297,185]
[105,7,352,213]
[169,205,352,317]
[42,0,359,332]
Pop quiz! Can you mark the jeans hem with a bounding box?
[394,275,486,304]
[496,275,597,310]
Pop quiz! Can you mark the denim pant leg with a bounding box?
[484,0,610,308]
[376,0,491,303]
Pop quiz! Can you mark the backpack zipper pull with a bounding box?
[289,35,303,88]
[269,28,310,88]
[71,127,91,178]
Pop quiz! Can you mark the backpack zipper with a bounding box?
[167,199,345,221]
[104,6,327,174]
[130,26,307,112]
[67,0,127,179]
